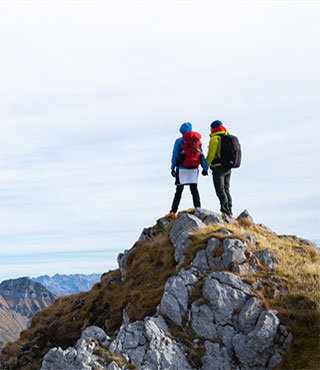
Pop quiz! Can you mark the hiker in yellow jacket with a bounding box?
[206,120,233,217]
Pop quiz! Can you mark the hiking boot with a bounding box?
[166,212,177,219]
[222,212,233,219]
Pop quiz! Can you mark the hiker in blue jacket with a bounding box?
[166,122,208,219]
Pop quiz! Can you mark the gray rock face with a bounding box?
[237,209,253,222]
[255,249,280,270]
[109,316,193,370]
[139,217,171,241]
[222,238,247,269]
[117,250,131,281]
[41,326,111,370]
[170,213,206,265]
[192,237,249,272]
[158,269,197,326]
[237,297,264,334]
[201,341,231,370]
[190,301,217,340]
[202,273,249,325]
[194,208,224,225]
[242,232,256,247]
[233,310,281,368]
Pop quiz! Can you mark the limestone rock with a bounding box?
[117,250,130,281]
[201,341,231,370]
[237,297,264,334]
[109,316,192,370]
[191,249,209,270]
[222,238,247,269]
[190,301,217,340]
[139,217,171,241]
[256,249,280,270]
[158,269,197,326]
[237,209,253,222]
[170,213,206,264]
[41,326,111,370]
[194,208,224,225]
[210,271,251,295]
[233,310,281,368]
[202,273,249,325]
[242,232,256,247]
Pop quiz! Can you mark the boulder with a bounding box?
[117,250,131,281]
[237,297,264,334]
[194,208,224,225]
[201,341,231,370]
[158,269,197,326]
[139,217,171,241]
[110,316,192,370]
[202,273,249,325]
[255,249,280,270]
[237,209,253,222]
[242,232,256,247]
[232,310,280,368]
[221,238,247,269]
[190,301,217,340]
[41,326,112,370]
[170,214,206,265]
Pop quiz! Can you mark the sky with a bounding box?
[0,0,319,282]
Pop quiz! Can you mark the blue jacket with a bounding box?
[171,122,209,171]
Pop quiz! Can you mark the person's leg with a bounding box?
[171,185,184,213]
[212,166,231,214]
[190,184,201,208]
[224,170,232,215]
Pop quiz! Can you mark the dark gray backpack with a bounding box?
[219,134,242,169]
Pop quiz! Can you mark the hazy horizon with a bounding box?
[1,1,319,281]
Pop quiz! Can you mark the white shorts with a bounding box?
[176,168,199,185]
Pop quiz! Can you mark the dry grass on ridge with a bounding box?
[190,218,320,369]
[1,212,319,370]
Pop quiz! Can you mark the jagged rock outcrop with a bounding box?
[170,213,206,265]
[40,209,293,370]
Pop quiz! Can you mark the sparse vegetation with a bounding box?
[0,211,319,369]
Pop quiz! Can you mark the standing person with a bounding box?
[206,120,233,217]
[166,122,208,219]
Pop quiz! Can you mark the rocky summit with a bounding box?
[1,209,319,370]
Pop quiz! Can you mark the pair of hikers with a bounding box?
[166,120,240,219]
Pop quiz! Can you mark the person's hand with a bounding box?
[171,168,176,177]
[202,169,208,176]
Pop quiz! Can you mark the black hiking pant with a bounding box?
[170,184,201,213]
[212,165,232,215]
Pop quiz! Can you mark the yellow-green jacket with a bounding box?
[206,130,229,168]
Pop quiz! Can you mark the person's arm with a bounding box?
[200,153,209,170]
[206,136,219,166]
[171,138,180,169]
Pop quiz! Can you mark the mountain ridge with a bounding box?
[0,209,319,369]
[31,273,101,296]
[0,277,55,351]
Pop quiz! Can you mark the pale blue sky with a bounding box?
[0,1,319,281]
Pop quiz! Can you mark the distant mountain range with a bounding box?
[0,277,54,350]
[31,273,101,296]
[0,273,101,352]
